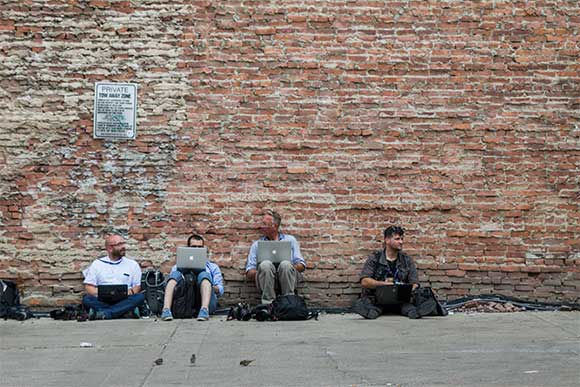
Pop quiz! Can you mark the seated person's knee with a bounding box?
[278,260,293,271]
[166,270,183,284]
[258,260,275,271]
[196,271,212,286]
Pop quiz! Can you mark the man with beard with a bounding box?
[82,234,145,320]
[352,226,422,319]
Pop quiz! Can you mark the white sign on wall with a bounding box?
[93,82,137,139]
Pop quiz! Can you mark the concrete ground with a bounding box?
[0,311,578,387]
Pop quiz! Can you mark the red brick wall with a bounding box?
[0,1,578,307]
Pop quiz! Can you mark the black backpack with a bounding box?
[413,287,448,317]
[270,295,318,321]
[1,279,33,321]
[141,270,165,316]
[171,272,197,319]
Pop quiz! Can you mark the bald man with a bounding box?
[82,234,145,320]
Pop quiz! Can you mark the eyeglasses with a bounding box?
[108,242,125,247]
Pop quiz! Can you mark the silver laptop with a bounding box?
[257,241,292,264]
[176,247,208,270]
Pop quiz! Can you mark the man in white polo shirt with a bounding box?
[82,233,145,320]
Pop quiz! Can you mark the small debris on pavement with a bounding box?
[154,358,163,366]
[240,359,254,367]
[453,300,525,313]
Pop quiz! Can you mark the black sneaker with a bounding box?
[351,299,382,320]
[88,308,106,321]
[407,307,421,319]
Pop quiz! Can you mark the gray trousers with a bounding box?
[256,260,297,304]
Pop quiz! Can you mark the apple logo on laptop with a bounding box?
[189,256,194,260]
[272,250,277,255]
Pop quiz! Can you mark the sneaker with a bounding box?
[197,307,210,321]
[351,299,381,320]
[407,307,422,319]
[122,307,141,319]
[88,308,106,321]
[161,308,173,321]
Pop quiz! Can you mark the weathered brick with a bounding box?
[0,0,577,308]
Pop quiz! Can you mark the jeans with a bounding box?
[82,293,145,319]
[167,270,218,314]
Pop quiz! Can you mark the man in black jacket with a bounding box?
[352,225,423,319]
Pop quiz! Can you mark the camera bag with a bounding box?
[270,294,318,321]
[1,279,33,320]
[141,269,166,316]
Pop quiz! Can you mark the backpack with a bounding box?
[141,270,165,316]
[0,280,19,317]
[171,272,197,319]
[1,279,33,321]
[413,287,448,317]
[269,295,318,321]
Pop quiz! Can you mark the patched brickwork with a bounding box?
[0,1,578,308]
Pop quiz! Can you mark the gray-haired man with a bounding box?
[245,210,306,304]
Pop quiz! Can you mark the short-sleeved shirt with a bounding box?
[170,261,225,297]
[245,233,305,272]
[83,256,142,289]
[359,249,418,298]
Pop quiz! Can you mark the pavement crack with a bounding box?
[530,313,578,337]
[137,321,180,387]
[185,320,212,380]
[321,346,374,386]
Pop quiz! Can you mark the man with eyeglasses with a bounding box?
[82,234,145,320]
[245,210,306,305]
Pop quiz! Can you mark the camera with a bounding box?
[8,306,32,321]
[253,304,272,321]
[228,303,253,321]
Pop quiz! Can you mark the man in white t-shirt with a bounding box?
[82,234,145,320]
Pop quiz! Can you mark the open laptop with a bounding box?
[97,284,128,305]
[257,241,292,264]
[176,247,208,270]
[375,284,413,305]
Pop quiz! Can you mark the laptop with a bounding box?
[257,241,292,264]
[176,247,208,270]
[97,284,128,305]
[375,284,413,305]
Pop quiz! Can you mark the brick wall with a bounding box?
[0,1,578,308]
